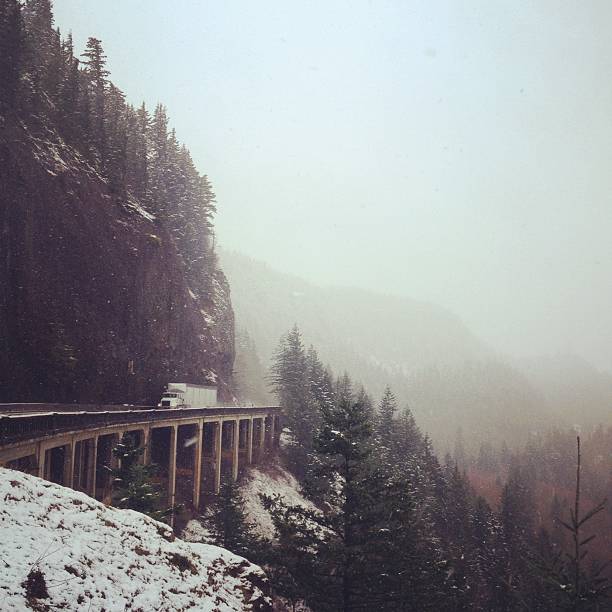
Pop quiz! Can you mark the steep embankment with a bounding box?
[183,464,316,546]
[240,465,317,541]
[220,250,553,449]
[0,118,234,404]
[0,468,270,610]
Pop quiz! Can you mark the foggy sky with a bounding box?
[53,1,612,372]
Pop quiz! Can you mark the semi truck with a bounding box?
[158,383,218,408]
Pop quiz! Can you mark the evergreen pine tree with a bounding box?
[538,436,611,610]
[206,478,259,558]
[125,101,150,205]
[269,326,319,477]
[395,405,424,458]
[110,433,164,519]
[372,471,448,610]
[375,385,397,457]
[334,371,354,404]
[0,0,24,109]
[57,32,80,141]
[265,397,391,611]
[149,102,170,215]
[354,385,374,424]
[496,463,538,610]
[442,463,476,609]
[470,495,501,610]
[104,82,127,197]
[22,0,60,104]
[306,345,333,411]
[81,36,108,165]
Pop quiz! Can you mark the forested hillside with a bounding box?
[221,250,559,450]
[238,327,611,611]
[0,0,234,403]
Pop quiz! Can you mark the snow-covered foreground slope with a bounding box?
[0,468,270,611]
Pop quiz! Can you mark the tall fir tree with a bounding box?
[110,433,166,520]
[537,437,611,611]
[104,83,127,197]
[496,464,538,610]
[81,36,108,166]
[22,0,60,105]
[206,478,259,558]
[125,101,150,205]
[375,385,397,457]
[370,471,448,610]
[57,32,80,141]
[0,0,24,109]
[265,397,398,611]
[270,326,320,477]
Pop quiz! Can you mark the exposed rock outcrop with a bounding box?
[0,117,234,404]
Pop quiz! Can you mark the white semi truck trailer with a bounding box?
[158,383,218,408]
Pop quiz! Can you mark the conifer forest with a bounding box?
[0,1,611,611]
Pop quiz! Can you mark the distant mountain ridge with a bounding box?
[221,250,487,367]
[219,250,612,450]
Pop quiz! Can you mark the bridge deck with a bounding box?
[0,404,282,523]
[0,405,281,448]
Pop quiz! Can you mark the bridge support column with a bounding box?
[214,420,222,494]
[275,415,281,447]
[232,419,240,481]
[112,432,123,471]
[193,420,203,509]
[67,441,76,488]
[259,417,265,458]
[270,416,276,451]
[141,427,151,465]
[247,418,254,464]
[168,425,177,527]
[89,436,98,498]
[37,442,45,479]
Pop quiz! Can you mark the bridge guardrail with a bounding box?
[0,406,281,447]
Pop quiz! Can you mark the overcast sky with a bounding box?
[53,1,612,371]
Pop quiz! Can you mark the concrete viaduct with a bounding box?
[0,404,282,522]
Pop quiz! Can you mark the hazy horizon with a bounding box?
[53,0,612,373]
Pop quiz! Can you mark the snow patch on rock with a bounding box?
[0,468,270,611]
[240,465,317,540]
[183,515,214,545]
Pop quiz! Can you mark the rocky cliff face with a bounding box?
[0,117,234,404]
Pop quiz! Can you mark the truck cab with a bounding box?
[158,391,185,408]
[158,382,218,409]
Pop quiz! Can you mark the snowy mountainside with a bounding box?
[0,468,270,611]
